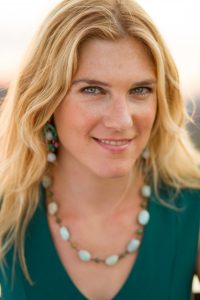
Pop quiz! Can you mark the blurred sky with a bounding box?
[0,0,200,99]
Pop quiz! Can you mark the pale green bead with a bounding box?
[79,250,91,262]
[138,209,150,225]
[105,255,119,266]
[47,152,56,162]
[42,175,52,188]
[45,131,53,141]
[48,202,58,215]
[127,239,140,253]
[142,148,149,159]
[60,226,70,240]
[141,185,151,197]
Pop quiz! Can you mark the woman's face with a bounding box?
[54,37,157,178]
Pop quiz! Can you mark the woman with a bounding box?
[0,0,200,299]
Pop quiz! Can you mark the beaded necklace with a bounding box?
[42,172,151,267]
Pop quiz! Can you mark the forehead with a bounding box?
[75,37,156,82]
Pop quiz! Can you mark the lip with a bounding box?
[92,137,133,153]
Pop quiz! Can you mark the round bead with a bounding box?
[142,148,149,159]
[79,250,91,262]
[141,185,151,198]
[138,209,150,225]
[137,228,143,235]
[54,142,59,148]
[105,255,119,266]
[60,226,70,240]
[127,239,140,253]
[47,152,56,162]
[48,202,58,215]
[42,175,52,188]
[45,131,53,141]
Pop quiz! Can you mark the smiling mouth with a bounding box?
[92,137,133,146]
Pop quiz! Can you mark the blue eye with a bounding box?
[80,86,104,95]
[131,87,152,95]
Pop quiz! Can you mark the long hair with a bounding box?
[0,0,200,283]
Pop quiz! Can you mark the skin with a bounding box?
[47,37,158,299]
[50,37,200,298]
[53,37,157,215]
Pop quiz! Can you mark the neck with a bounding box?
[50,158,142,219]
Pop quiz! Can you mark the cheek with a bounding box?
[134,103,157,133]
[54,101,98,140]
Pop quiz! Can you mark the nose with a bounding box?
[103,96,133,131]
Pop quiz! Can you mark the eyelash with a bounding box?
[131,87,153,96]
[80,86,105,95]
[80,86,153,96]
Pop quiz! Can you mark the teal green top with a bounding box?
[1,185,200,300]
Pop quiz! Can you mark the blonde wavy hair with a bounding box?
[0,0,200,284]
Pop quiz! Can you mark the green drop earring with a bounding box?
[44,122,59,162]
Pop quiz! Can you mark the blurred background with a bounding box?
[0,0,199,296]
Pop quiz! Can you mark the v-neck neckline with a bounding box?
[40,185,153,299]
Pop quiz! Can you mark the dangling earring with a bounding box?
[44,122,59,162]
[142,148,149,160]
[141,148,150,176]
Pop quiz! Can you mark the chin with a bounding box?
[95,164,134,179]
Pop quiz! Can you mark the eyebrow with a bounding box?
[72,78,157,87]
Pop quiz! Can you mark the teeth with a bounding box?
[99,139,129,146]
